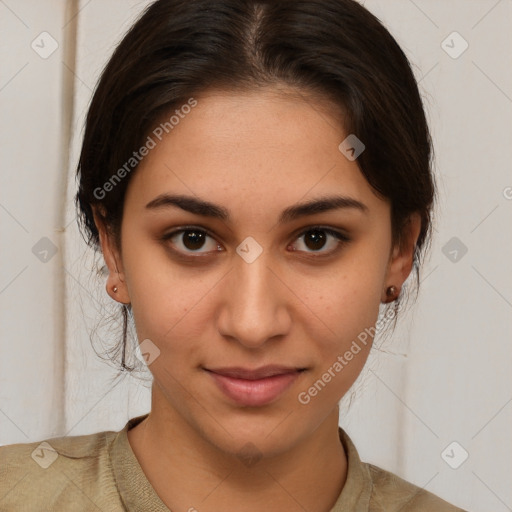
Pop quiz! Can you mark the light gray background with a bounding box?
[1,1,511,511]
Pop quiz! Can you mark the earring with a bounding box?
[113,286,118,293]
[386,285,398,301]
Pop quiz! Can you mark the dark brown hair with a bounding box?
[75,0,435,372]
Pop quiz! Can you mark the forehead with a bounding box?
[125,88,386,217]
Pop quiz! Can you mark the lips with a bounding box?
[208,365,302,380]
[205,365,305,407]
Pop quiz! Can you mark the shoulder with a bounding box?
[336,426,467,512]
[0,429,123,510]
[366,463,467,511]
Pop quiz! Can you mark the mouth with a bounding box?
[204,365,306,407]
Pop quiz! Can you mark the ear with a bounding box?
[381,212,422,303]
[92,206,131,305]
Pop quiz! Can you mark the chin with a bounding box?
[192,409,308,462]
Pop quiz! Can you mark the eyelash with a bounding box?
[160,225,351,260]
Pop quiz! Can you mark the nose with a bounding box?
[216,248,292,349]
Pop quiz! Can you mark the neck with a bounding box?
[128,387,347,512]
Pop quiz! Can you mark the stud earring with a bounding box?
[113,286,118,293]
[386,285,398,301]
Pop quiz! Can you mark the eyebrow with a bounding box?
[145,193,368,223]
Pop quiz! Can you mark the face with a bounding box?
[96,87,419,458]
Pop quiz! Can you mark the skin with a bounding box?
[93,87,421,512]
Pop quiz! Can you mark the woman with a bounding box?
[0,0,467,510]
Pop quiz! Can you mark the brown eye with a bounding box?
[290,227,350,256]
[163,228,221,255]
[303,229,327,251]
[181,230,207,250]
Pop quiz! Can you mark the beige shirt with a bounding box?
[0,413,466,511]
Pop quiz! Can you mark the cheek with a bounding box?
[296,251,385,339]
[128,269,215,351]
[292,250,385,393]
[122,241,222,369]
[307,281,379,370]
[294,286,378,410]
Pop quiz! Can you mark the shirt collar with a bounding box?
[331,426,373,511]
[110,413,169,511]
